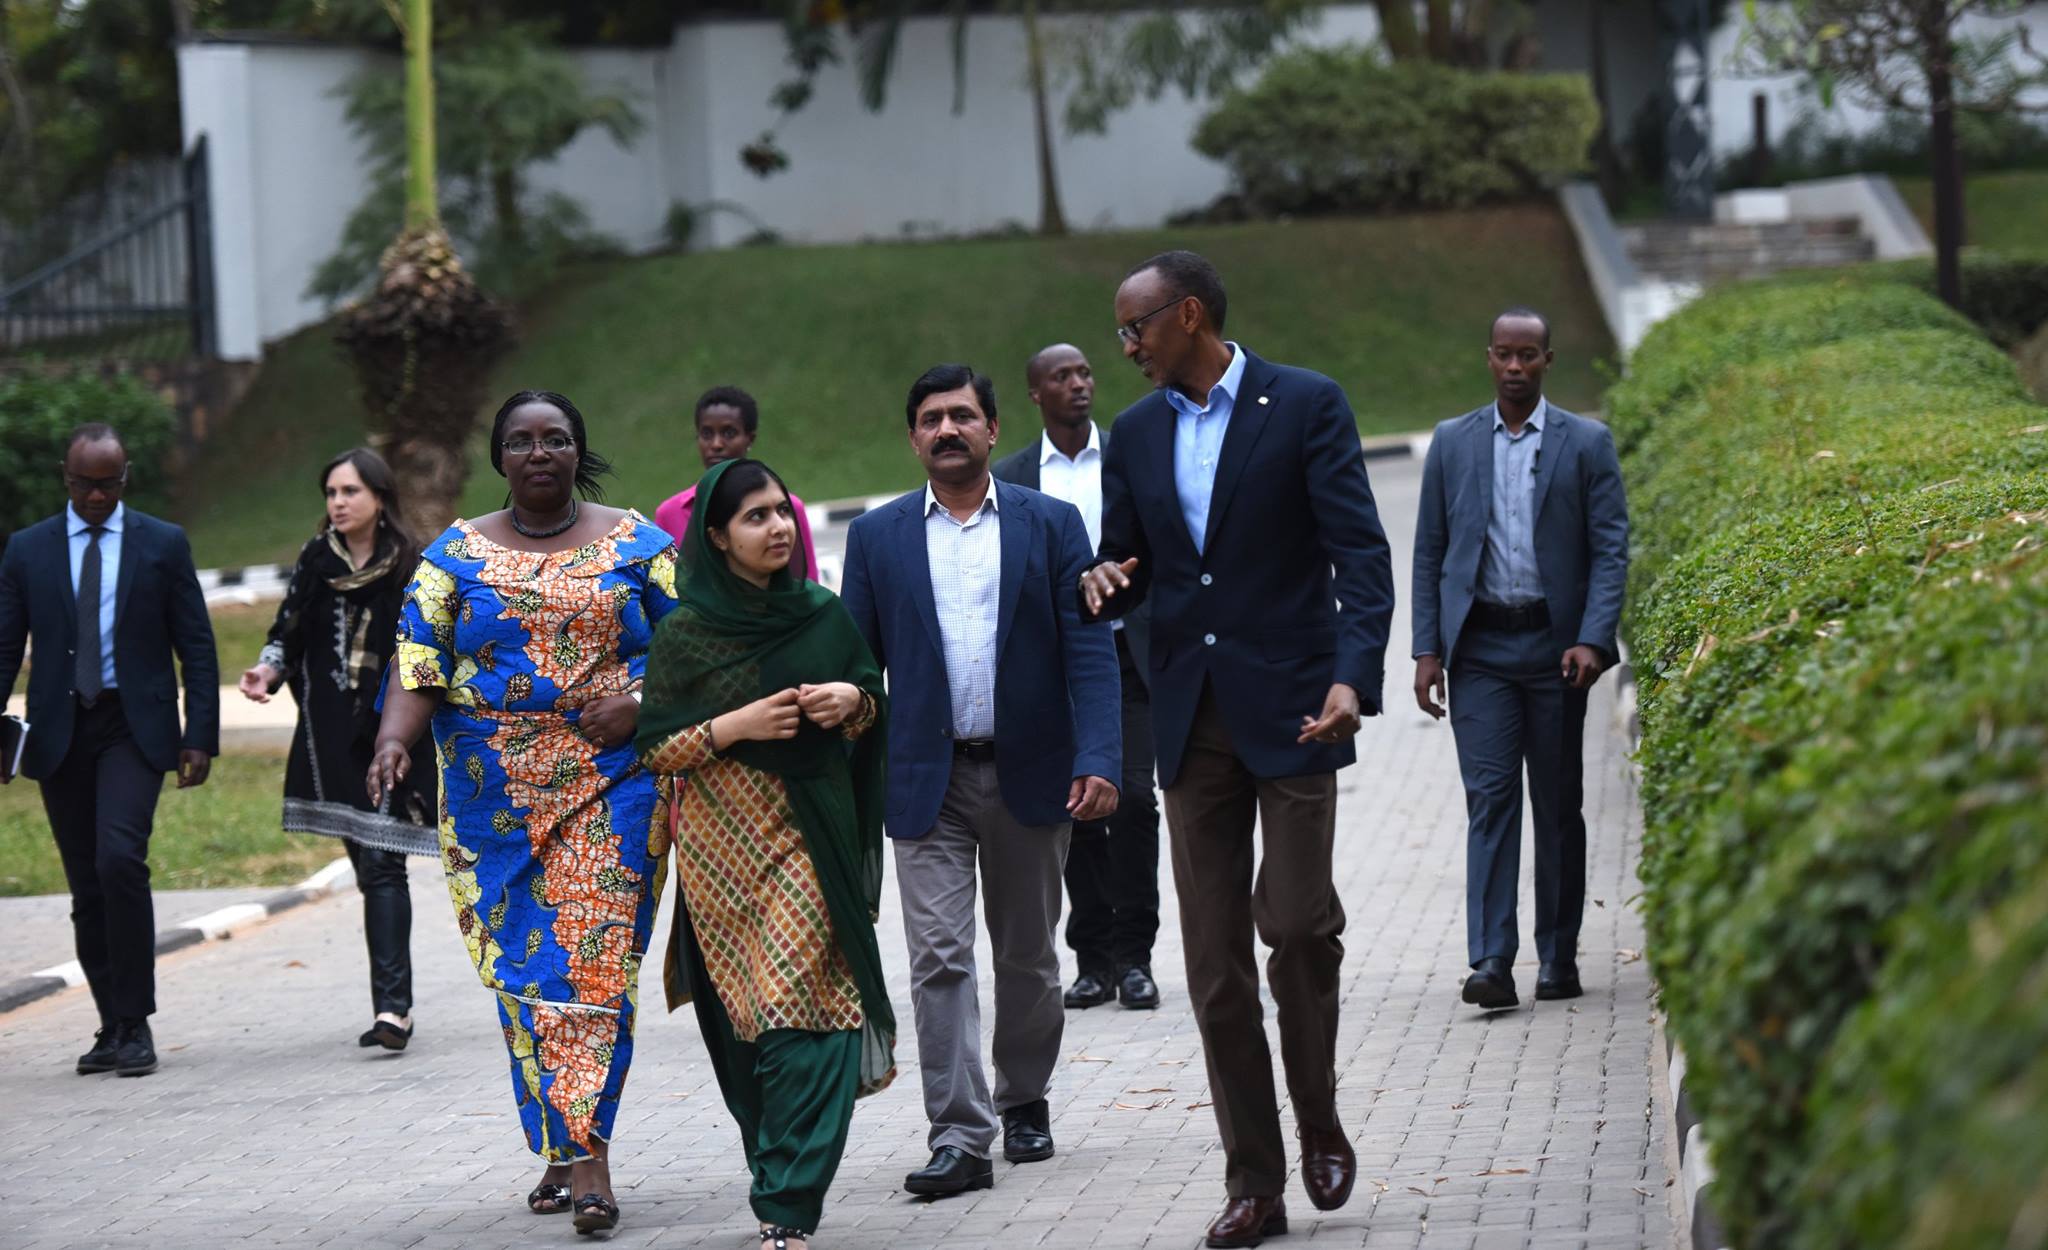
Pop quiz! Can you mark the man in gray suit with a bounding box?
[1412,308,1630,1010]
[993,343,1162,1012]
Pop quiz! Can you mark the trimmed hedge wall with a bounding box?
[1610,276,2048,1249]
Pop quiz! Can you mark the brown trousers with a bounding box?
[1163,685,1345,1198]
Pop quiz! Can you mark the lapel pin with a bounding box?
[1257,395,1270,406]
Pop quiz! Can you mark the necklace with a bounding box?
[509,499,578,539]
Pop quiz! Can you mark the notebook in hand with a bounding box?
[1,715,26,783]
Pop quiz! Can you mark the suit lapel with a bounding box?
[1532,408,1570,520]
[903,498,946,660]
[112,516,138,632]
[1201,355,1273,554]
[1474,408,1495,533]
[1143,400,1197,557]
[994,482,1028,658]
[53,520,79,635]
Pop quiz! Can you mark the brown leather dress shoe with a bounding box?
[1299,1122,1356,1211]
[1205,1195,1288,1248]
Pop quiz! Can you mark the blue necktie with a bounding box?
[76,526,104,706]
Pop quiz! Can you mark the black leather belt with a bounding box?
[1468,600,1552,632]
[951,738,997,762]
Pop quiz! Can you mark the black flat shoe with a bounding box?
[1536,962,1583,1001]
[114,1020,158,1077]
[1002,1098,1055,1163]
[76,1027,120,1075]
[527,1182,572,1214]
[1063,971,1114,1009]
[760,1226,809,1250]
[1461,957,1519,1011]
[572,1193,619,1235]
[1118,964,1161,1009]
[359,1019,413,1050]
[904,1146,994,1196]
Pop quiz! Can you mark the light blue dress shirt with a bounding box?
[924,480,1001,739]
[1478,397,1547,607]
[67,501,124,691]
[1163,343,1246,555]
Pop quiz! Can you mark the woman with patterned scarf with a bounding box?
[637,458,896,1250]
[238,447,437,1052]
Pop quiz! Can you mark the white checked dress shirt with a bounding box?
[924,479,1001,739]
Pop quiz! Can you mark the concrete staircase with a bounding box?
[1618,217,1875,284]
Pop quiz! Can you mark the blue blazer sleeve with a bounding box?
[1302,379,1396,713]
[1054,500,1121,785]
[166,526,221,757]
[839,517,883,667]
[1577,421,1630,662]
[1090,413,1153,622]
[0,536,26,704]
[1411,428,1450,659]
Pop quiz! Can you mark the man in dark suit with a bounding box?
[1080,252,1396,1249]
[840,364,1121,1197]
[992,342,1162,1013]
[0,423,219,1076]
[1412,307,1630,1011]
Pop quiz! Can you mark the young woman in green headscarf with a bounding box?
[636,458,895,1250]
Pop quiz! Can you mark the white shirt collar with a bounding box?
[67,501,125,536]
[1038,423,1102,466]
[924,476,999,517]
[1492,395,1549,434]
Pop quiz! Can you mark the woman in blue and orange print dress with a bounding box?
[368,390,678,1237]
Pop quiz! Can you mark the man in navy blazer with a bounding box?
[1412,308,1630,1012]
[1080,252,1395,1248]
[840,364,1120,1197]
[0,423,219,1077]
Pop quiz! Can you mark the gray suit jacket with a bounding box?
[992,425,1150,688]
[1411,403,1630,665]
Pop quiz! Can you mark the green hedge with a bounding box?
[1190,46,1599,217]
[0,368,177,542]
[1613,276,2048,1248]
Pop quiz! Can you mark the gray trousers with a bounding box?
[1449,623,1590,968]
[892,757,1071,1158]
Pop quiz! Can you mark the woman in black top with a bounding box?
[237,448,437,1050]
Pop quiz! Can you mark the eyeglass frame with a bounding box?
[500,434,577,456]
[1116,296,1187,347]
[62,467,130,493]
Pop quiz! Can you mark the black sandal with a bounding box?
[358,1019,412,1051]
[527,1182,572,1215]
[572,1193,620,1235]
[760,1226,808,1249]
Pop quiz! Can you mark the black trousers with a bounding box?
[1064,630,1161,976]
[39,695,166,1024]
[343,839,414,1015]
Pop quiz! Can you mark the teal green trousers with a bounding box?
[691,982,860,1232]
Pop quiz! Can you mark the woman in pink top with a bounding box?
[654,386,820,581]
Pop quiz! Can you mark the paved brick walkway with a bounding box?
[0,456,1675,1249]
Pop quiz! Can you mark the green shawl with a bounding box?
[636,459,895,1095]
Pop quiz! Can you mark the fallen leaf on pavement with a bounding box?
[1407,1187,1431,1196]
[283,960,306,968]
[1112,1099,1170,1111]
[1072,1053,1112,1063]
[1372,1179,1391,1193]
[1127,1087,1174,1094]
[1617,948,1643,963]
[1450,1100,1472,1110]
[1634,1187,1650,1197]
[1474,1168,1529,1176]
[1185,1100,1213,1110]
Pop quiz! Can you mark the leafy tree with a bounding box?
[1737,0,2048,307]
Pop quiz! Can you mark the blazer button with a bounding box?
[1200,573,1213,586]
[1203,633,1217,646]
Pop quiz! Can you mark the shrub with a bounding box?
[0,368,176,543]
[1190,46,1599,218]
[1619,275,2048,1248]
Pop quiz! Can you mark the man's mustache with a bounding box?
[932,438,969,455]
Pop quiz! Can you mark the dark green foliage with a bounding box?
[0,368,175,540]
[1617,276,2048,1248]
[1731,107,2048,189]
[1189,46,1600,218]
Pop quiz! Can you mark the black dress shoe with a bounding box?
[76,1026,120,1075]
[1460,957,1519,1010]
[114,1019,159,1077]
[1536,961,1583,1000]
[1063,970,1115,1009]
[1117,964,1160,1009]
[1205,1196,1288,1248]
[903,1146,994,1196]
[1001,1098,1055,1163]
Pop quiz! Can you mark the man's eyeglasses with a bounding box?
[501,435,575,456]
[1116,297,1184,347]
[64,469,129,493]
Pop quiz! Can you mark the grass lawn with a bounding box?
[1895,170,2048,254]
[175,207,1616,568]
[0,752,340,897]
